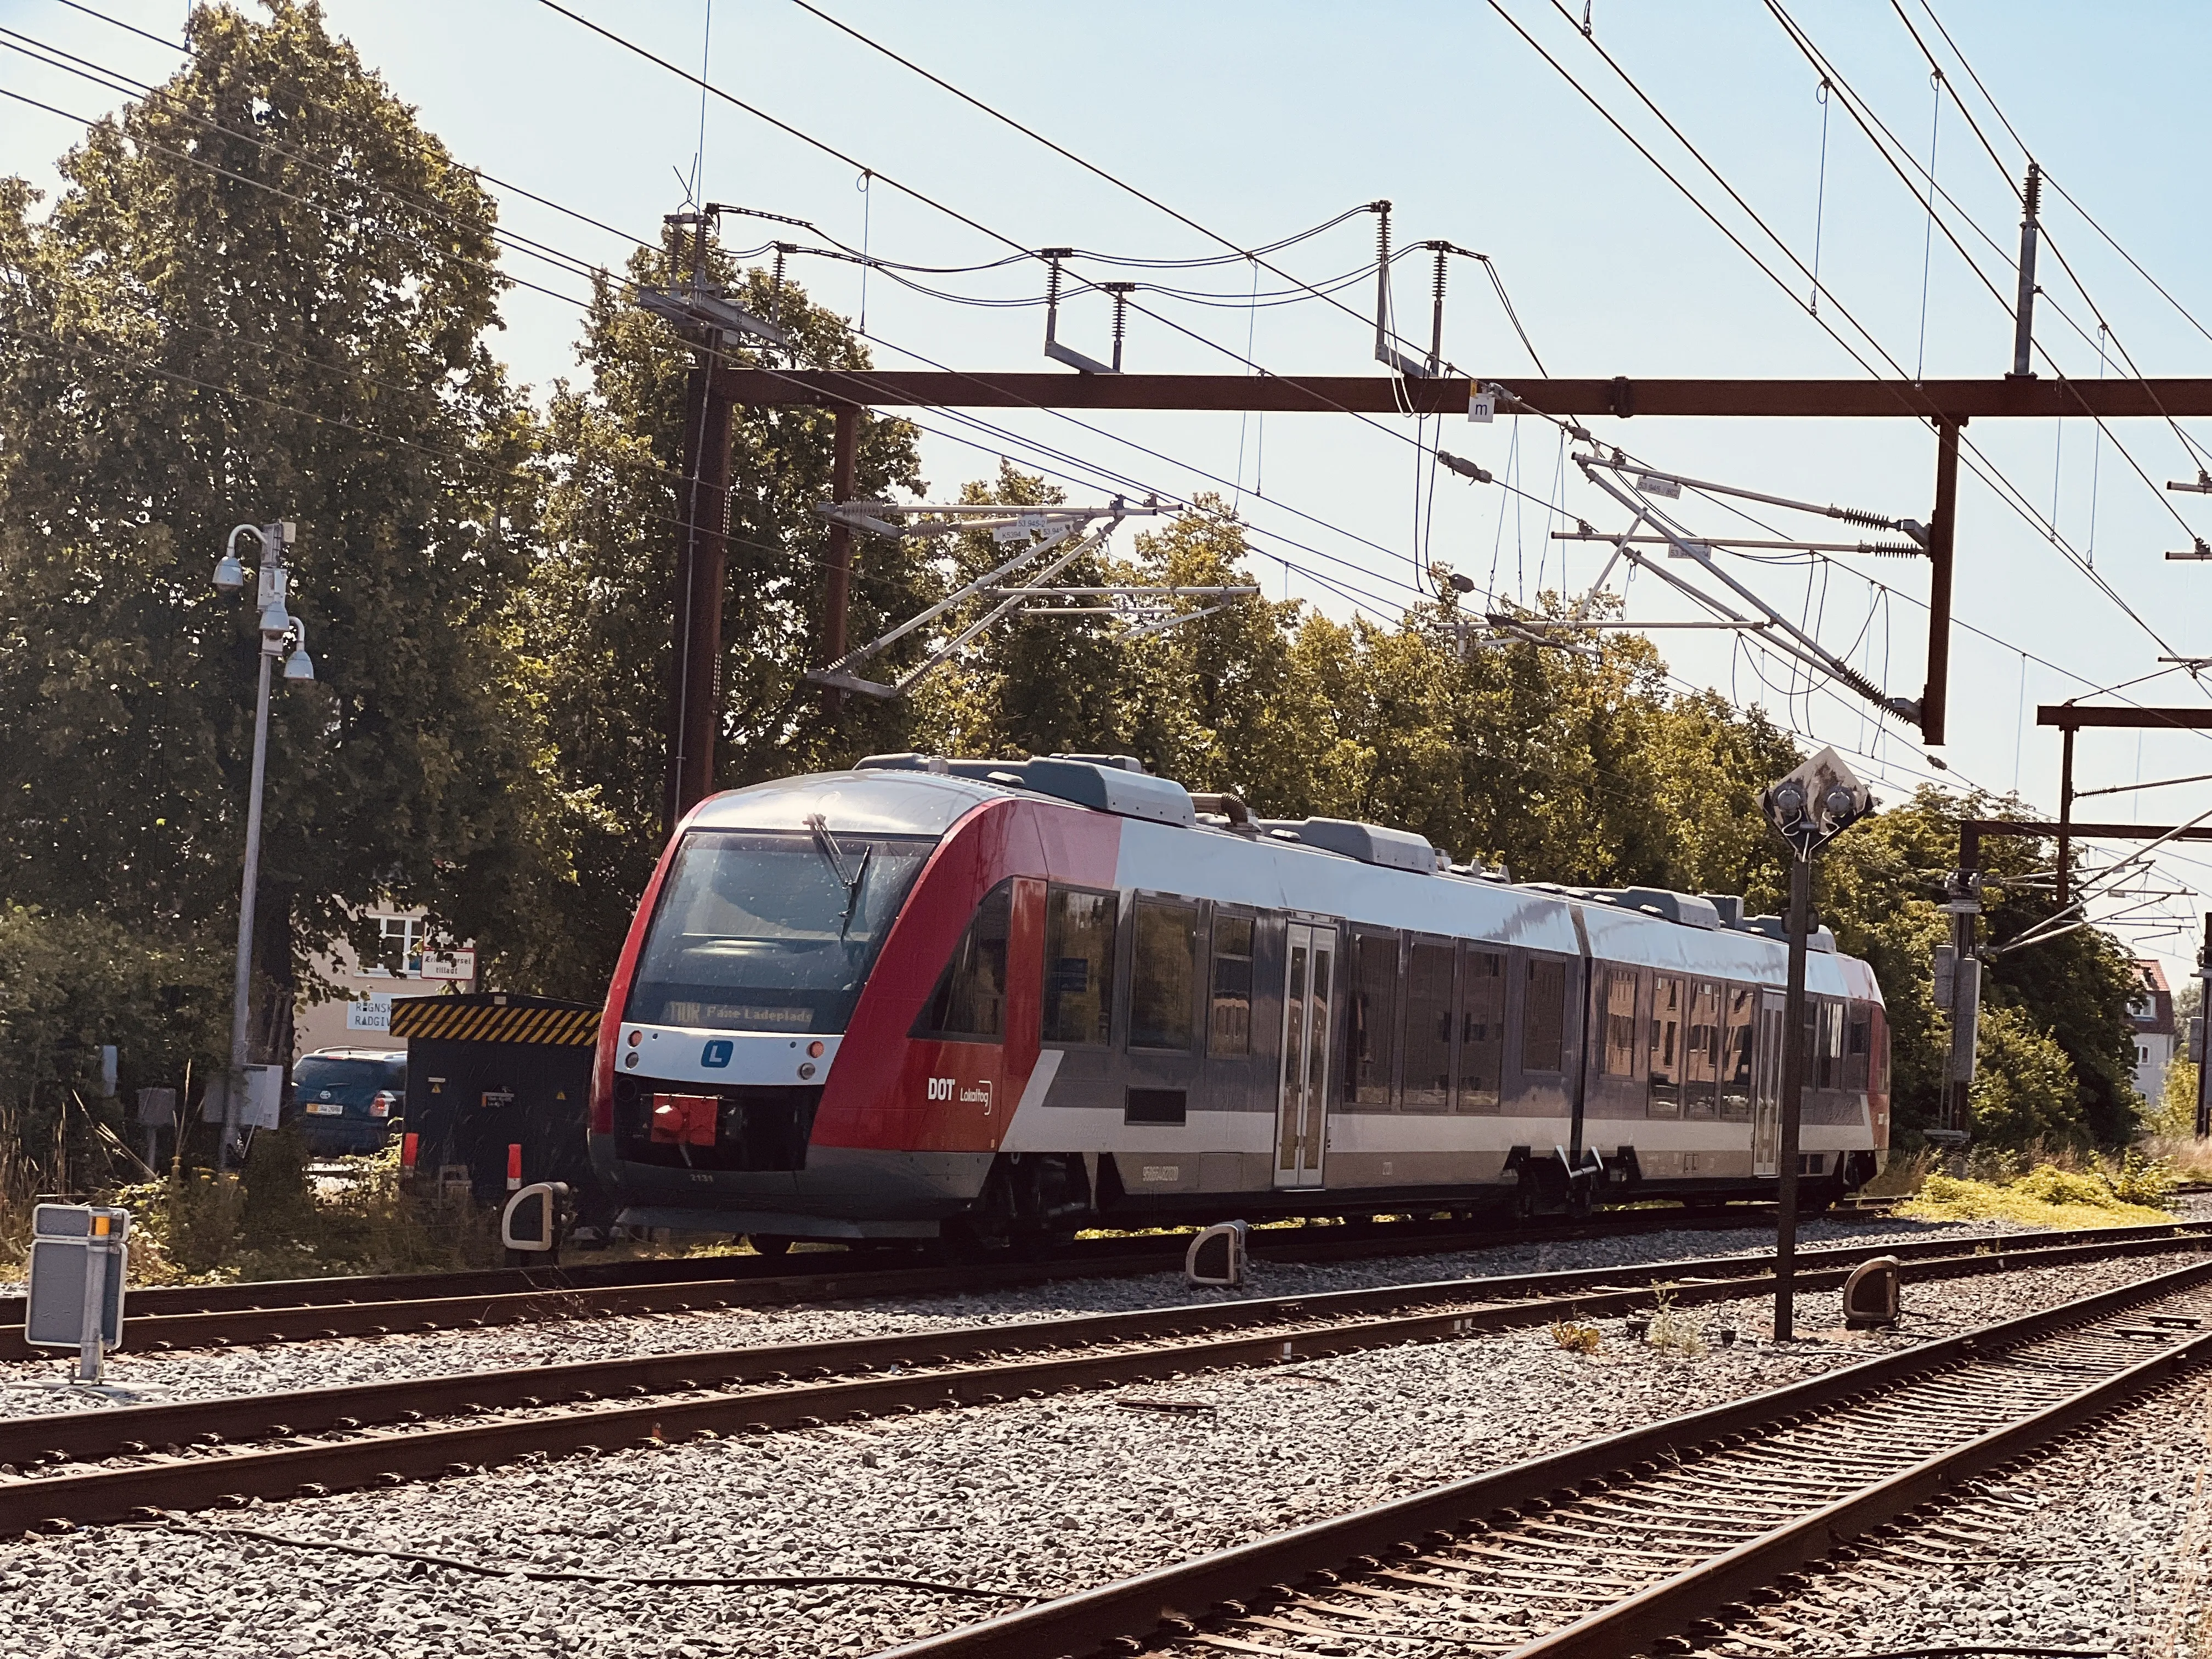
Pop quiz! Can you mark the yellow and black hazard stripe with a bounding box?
[387,1000,600,1047]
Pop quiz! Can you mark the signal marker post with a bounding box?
[1760,749,1874,1342]
[25,1206,129,1384]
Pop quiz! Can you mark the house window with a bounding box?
[374,914,422,976]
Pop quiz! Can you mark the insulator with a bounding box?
[1867,542,1923,557]
[1829,504,1892,529]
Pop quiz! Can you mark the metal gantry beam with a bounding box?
[714,370,2212,420]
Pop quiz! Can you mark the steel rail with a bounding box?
[0,1223,2114,1468]
[872,1259,2212,1659]
[1,1229,2204,1536]
[0,1200,1901,1361]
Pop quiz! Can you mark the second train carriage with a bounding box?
[589,753,1889,1246]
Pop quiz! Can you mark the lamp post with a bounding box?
[1759,746,1874,1342]
[213,521,314,1170]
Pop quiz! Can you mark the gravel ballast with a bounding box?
[0,1209,2158,1419]
[0,1249,2202,1659]
[1698,1365,2212,1658]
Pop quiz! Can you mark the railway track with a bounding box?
[0,1222,2203,1539]
[0,1198,1903,1360]
[875,1257,2212,1659]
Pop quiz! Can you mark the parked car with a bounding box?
[289,1048,406,1155]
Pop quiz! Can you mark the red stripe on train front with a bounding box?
[814,797,1118,1152]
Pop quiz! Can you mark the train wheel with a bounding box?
[748,1234,792,1257]
[1512,1170,1541,1226]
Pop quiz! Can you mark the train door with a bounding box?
[1273,922,1334,1189]
[1751,991,1786,1177]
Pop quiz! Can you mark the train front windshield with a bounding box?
[625,828,936,1034]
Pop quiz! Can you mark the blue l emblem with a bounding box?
[701,1039,733,1069]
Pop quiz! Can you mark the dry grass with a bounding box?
[2141,1133,2212,1186]
[1548,1320,1602,1355]
[1899,1160,2176,1230]
[1860,1146,1937,1199]
[1644,1289,1708,1357]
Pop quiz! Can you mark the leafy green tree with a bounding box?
[0,905,228,1192]
[910,466,1131,762]
[1967,1004,2088,1147]
[528,254,930,988]
[0,2,551,1059]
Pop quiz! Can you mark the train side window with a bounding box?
[912,880,1013,1041]
[1719,984,1755,1121]
[1685,980,1721,1120]
[1647,974,1684,1118]
[1522,957,1567,1075]
[1345,929,1400,1108]
[1822,1001,1845,1090]
[1457,949,1504,1113]
[1402,939,1455,1112]
[1844,1006,1871,1091]
[1042,886,1118,1045]
[1601,969,1639,1078]
[1129,898,1200,1051]
[1208,913,1254,1057]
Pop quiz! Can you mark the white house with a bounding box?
[2131,959,2176,1107]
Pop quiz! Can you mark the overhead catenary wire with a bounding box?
[28,3,2198,866]
[0,36,1472,625]
[1530,0,2193,665]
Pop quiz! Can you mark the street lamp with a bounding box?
[1759,746,1874,1342]
[213,520,313,1170]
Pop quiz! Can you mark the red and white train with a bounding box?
[589,754,1890,1247]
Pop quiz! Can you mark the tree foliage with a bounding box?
[0,2,552,1060]
[524,253,930,989]
[0,8,2159,1178]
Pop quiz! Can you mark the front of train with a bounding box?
[588,767,1035,1242]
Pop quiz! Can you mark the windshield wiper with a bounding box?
[804,814,873,937]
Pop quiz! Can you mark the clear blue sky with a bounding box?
[6,1,2211,980]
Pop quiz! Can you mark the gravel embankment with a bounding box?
[0,1209,2148,1420]
[1701,1366,2212,1658]
[0,1250,2203,1659]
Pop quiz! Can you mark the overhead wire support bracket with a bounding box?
[1578,452,1926,546]
[1487,614,1772,631]
[1550,531,1926,557]
[816,500,1164,539]
[2167,538,2212,561]
[1576,460,1923,726]
[799,501,1237,698]
[1040,250,1120,375]
[1370,206,1451,380]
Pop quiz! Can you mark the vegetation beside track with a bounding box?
[1900,1153,2180,1228]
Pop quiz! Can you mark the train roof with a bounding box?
[688,756,1877,1002]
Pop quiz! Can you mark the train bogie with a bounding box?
[589,757,1890,1245]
